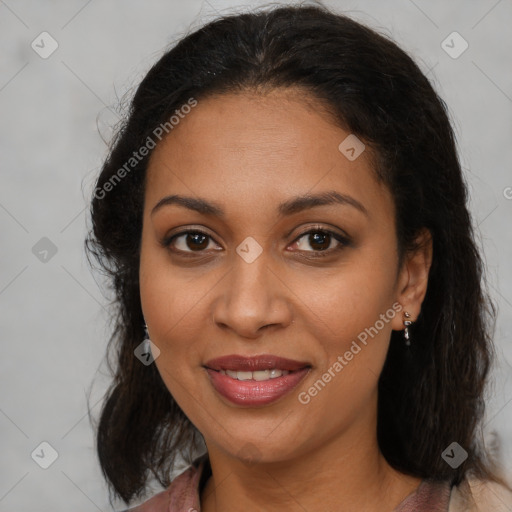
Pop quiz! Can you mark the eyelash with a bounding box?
[161,225,351,259]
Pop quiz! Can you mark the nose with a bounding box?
[211,251,293,339]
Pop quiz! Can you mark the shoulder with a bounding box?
[121,453,208,512]
[449,475,512,512]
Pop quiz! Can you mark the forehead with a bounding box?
[145,89,393,222]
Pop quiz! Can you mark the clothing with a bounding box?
[122,453,512,512]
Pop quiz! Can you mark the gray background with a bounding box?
[1,0,511,510]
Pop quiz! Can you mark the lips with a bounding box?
[204,354,311,372]
[203,354,312,406]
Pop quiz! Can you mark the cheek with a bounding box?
[140,238,215,337]
[295,292,395,431]
[288,254,398,397]
[290,254,397,339]
[140,262,212,410]
[139,247,227,405]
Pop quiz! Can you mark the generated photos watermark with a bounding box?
[298,302,403,404]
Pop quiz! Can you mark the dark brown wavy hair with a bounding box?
[84,3,510,507]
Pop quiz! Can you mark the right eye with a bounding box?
[162,230,222,254]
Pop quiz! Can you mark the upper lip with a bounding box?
[204,354,311,372]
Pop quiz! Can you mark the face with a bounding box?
[139,88,418,464]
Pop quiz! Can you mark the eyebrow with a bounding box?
[150,190,368,218]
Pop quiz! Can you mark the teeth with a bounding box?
[253,370,270,381]
[220,368,290,380]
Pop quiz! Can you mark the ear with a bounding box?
[391,228,433,331]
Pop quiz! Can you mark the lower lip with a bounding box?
[205,368,310,406]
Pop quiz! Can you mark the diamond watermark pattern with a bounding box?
[236,236,263,263]
[338,134,365,161]
[31,32,59,59]
[134,339,161,365]
[441,32,468,59]
[32,237,58,263]
[441,442,468,468]
[31,441,59,469]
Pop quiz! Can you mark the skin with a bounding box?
[139,88,433,512]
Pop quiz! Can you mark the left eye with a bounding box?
[290,229,348,253]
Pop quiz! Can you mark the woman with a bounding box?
[85,4,512,511]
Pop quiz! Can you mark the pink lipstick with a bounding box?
[204,354,311,406]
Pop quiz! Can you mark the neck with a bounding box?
[200,409,422,512]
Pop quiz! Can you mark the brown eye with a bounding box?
[164,230,219,253]
[184,232,209,251]
[291,229,349,253]
[307,232,331,251]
